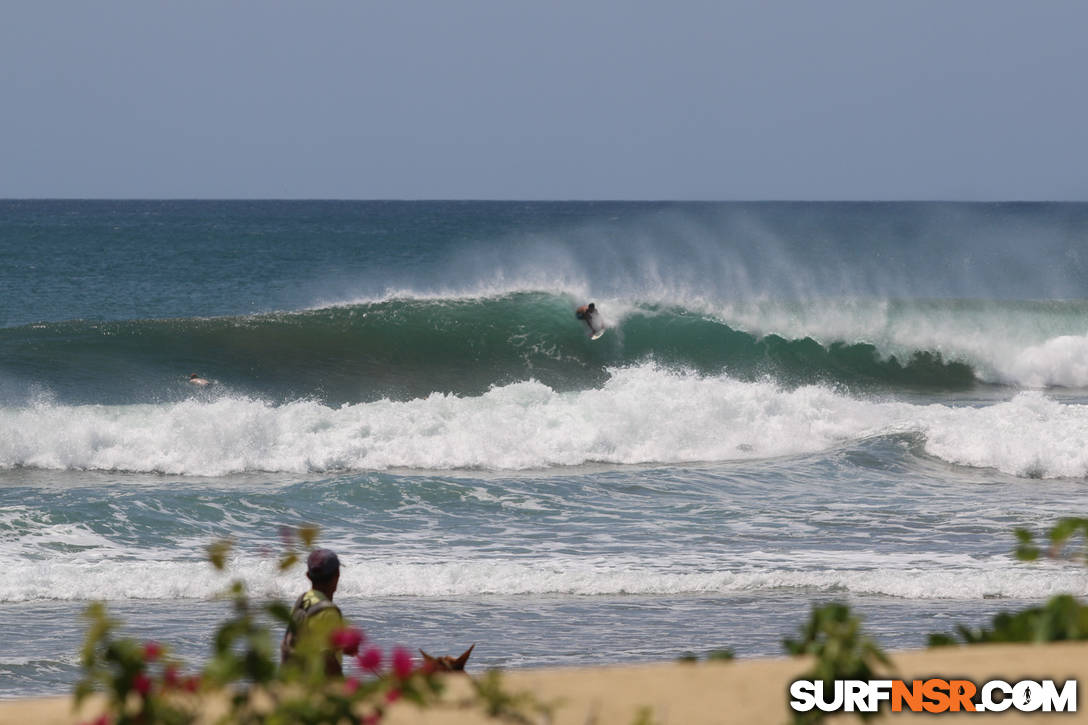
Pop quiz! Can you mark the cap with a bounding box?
[306,548,341,580]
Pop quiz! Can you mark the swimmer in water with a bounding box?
[188,373,210,386]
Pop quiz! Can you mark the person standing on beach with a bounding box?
[280,548,359,676]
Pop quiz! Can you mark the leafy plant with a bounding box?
[929,519,1088,648]
[675,648,733,663]
[1014,517,1088,564]
[469,669,556,724]
[76,602,201,725]
[705,648,735,662]
[630,705,661,725]
[783,602,890,724]
[928,594,1088,646]
[75,527,541,725]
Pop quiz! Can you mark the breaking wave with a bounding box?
[3,365,1088,479]
[5,293,1088,408]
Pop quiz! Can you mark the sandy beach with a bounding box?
[2,643,1084,725]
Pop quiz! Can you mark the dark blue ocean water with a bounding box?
[2,201,1087,697]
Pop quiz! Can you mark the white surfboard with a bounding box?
[590,327,605,340]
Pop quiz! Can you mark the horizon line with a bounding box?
[1,197,1085,204]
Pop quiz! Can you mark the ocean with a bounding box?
[2,200,1087,698]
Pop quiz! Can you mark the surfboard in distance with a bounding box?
[590,327,605,340]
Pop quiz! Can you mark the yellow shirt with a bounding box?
[282,589,347,675]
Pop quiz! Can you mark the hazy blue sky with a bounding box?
[2,1,1086,200]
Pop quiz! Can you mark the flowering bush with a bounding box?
[75,527,546,725]
[76,602,203,725]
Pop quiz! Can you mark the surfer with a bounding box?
[575,302,599,332]
[188,373,210,386]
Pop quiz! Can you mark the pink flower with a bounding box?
[132,673,152,696]
[183,675,201,693]
[163,665,180,689]
[142,641,162,662]
[391,647,414,679]
[330,627,364,655]
[363,713,382,725]
[344,677,360,695]
[357,647,382,671]
[385,688,401,704]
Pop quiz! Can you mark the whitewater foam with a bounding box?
[2,366,1087,478]
[919,391,1088,478]
[1002,334,1088,388]
[2,552,1083,603]
[0,366,888,475]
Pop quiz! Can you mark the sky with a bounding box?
[2,1,1087,200]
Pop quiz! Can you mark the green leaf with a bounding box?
[1015,545,1040,562]
[266,601,293,624]
[207,539,233,570]
[783,600,890,719]
[73,680,94,705]
[926,595,1088,645]
[298,525,319,548]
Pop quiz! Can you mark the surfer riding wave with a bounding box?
[576,303,605,339]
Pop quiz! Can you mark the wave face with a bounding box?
[7,293,1088,407]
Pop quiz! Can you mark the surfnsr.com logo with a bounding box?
[789,678,1077,714]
